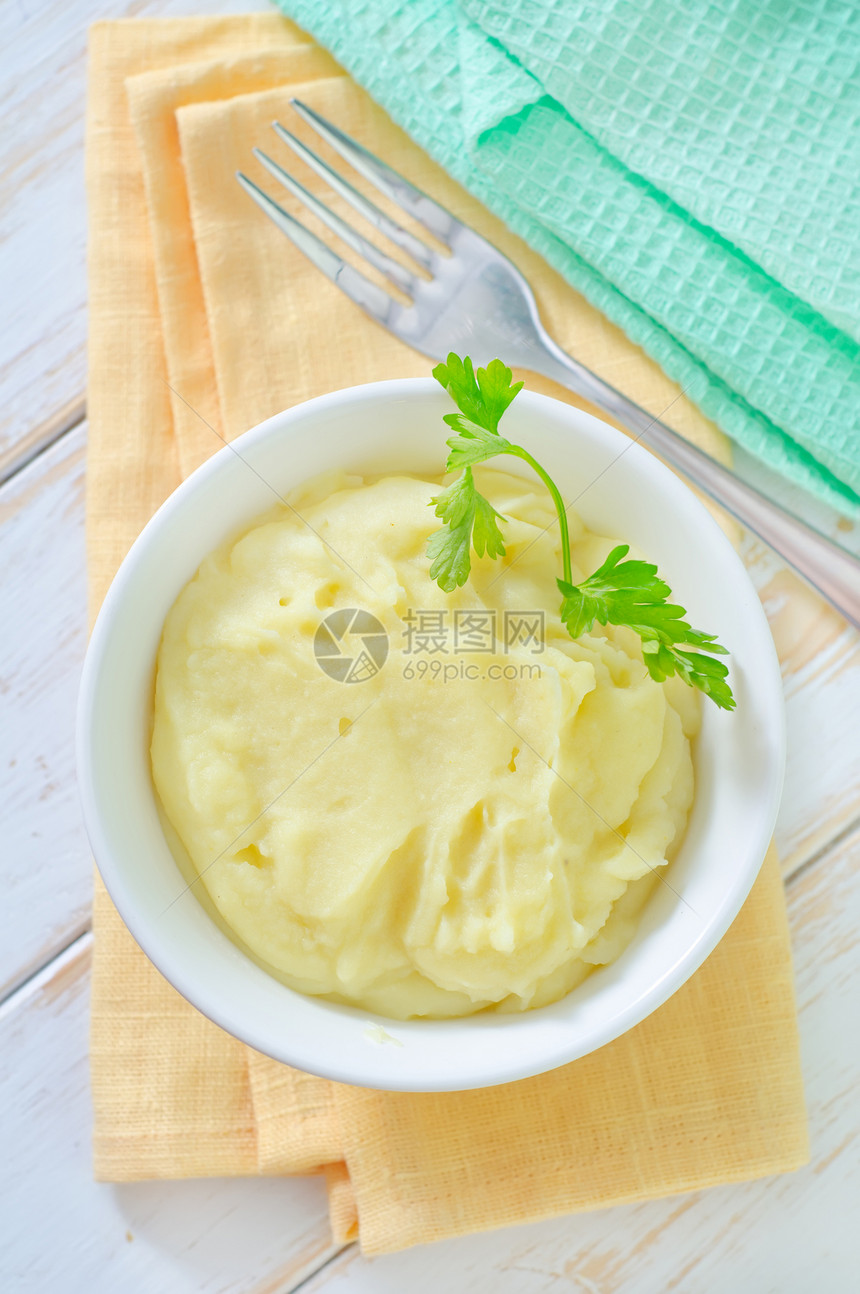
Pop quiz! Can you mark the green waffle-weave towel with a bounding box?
[273,0,860,513]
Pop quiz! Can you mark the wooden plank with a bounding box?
[0,395,85,489]
[2,2,856,1284]
[0,934,340,1294]
[0,0,263,472]
[0,424,90,999]
[741,533,860,872]
[1,827,854,1291]
[266,826,860,1293]
[1,416,859,1001]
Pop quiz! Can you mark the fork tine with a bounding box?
[271,122,434,273]
[236,172,399,326]
[290,99,459,248]
[252,149,416,296]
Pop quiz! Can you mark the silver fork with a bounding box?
[238,99,860,628]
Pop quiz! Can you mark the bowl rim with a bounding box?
[77,377,786,1091]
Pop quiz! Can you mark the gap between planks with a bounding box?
[3,820,857,1294]
[0,917,92,1014]
[0,926,92,1024]
[283,1245,354,1294]
[0,392,86,489]
[786,813,860,889]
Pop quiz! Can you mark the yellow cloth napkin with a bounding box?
[86,15,808,1255]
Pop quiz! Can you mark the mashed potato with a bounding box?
[151,469,699,1019]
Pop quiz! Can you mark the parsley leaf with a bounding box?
[425,358,520,588]
[432,355,523,433]
[557,545,734,709]
[426,353,735,709]
[427,469,506,592]
[444,415,515,470]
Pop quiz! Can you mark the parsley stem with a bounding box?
[507,446,573,586]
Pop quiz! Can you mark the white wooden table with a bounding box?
[2,4,858,1290]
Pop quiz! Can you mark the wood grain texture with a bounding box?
[0,425,89,999]
[740,534,860,872]
[253,827,860,1294]
[0,934,340,1294]
[0,0,263,472]
[2,4,857,1285]
[0,829,854,1292]
[2,426,853,1289]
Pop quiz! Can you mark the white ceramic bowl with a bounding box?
[77,379,784,1092]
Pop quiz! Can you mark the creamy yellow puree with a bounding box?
[152,469,699,1019]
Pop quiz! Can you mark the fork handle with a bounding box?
[526,341,860,629]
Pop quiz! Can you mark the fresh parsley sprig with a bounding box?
[557,545,733,708]
[428,353,735,710]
